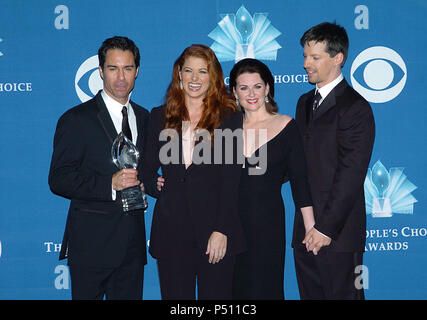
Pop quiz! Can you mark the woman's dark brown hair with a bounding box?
[229,58,278,114]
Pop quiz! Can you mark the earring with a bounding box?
[265,95,269,103]
[235,97,241,110]
[180,80,183,90]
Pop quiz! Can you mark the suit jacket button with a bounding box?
[180,177,186,182]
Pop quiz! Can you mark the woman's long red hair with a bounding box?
[164,44,237,135]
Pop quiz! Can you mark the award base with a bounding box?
[372,197,392,218]
[235,43,255,62]
[120,185,148,213]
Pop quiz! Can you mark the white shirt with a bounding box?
[315,73,344,105]
[101,90,138,144]
[101,90,138,200]
[182,122,195,169]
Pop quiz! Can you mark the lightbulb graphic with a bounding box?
[235,6,254,43]
[372,161,390,197]
[234,6,255,61]
[371,161,392,217]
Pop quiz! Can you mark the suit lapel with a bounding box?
[131,101,144,152]
[95,91,118,144]
[305,90,315,125]
[313,91,336,120]
[185,132,209,174]
[313,79,348,121]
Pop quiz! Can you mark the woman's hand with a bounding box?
[157,176,165,191]
[206,231,227,264]
[303,228,331,255]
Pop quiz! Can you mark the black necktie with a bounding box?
[121,106,132,141]
[312,91,322,113]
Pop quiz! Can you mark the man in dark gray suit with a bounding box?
[49,36,149,299]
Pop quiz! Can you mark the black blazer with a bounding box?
[293,79,375,252]
[142,106,246,259]
[49,91,150,268]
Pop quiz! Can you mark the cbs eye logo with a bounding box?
[350,46,407,103]
[75,55,103,102]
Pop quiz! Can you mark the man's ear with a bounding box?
[99,66,104,80]
[334,52,344,67]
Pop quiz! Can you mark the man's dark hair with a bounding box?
[98,36,140,69]
[300,22,349,66]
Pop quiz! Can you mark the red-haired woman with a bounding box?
[142,44,246,299]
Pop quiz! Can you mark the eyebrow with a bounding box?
[239,82,263,86]
[183,67,208,70]
[106,64,135,68]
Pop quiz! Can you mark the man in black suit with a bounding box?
[49,36,149,299]
[292,22,375,299]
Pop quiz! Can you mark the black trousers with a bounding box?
[157,245,235,300]
[69,236,144,300]
[293,248,365,300]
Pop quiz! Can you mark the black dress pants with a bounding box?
[157,245,235,300]
[293,248,365,300]
[69,235,144,300]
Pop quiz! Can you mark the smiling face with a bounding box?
[99,48,139,104]
[303,40,343,88]
[233,72,269,113]
[179,56,210,101]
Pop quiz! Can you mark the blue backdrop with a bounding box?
[0,0,425,300]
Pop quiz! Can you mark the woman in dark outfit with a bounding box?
[229,58,315,299]
[142,45,245,300]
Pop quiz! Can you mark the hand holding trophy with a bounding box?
[111,132,148,213]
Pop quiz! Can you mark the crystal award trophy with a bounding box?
[111,132,148,213]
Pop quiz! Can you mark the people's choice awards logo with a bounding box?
[208,5,281,62]
[351,46,407,103]
[0,38,4,56]
[75,55,103,102]
[364,160,417,218]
